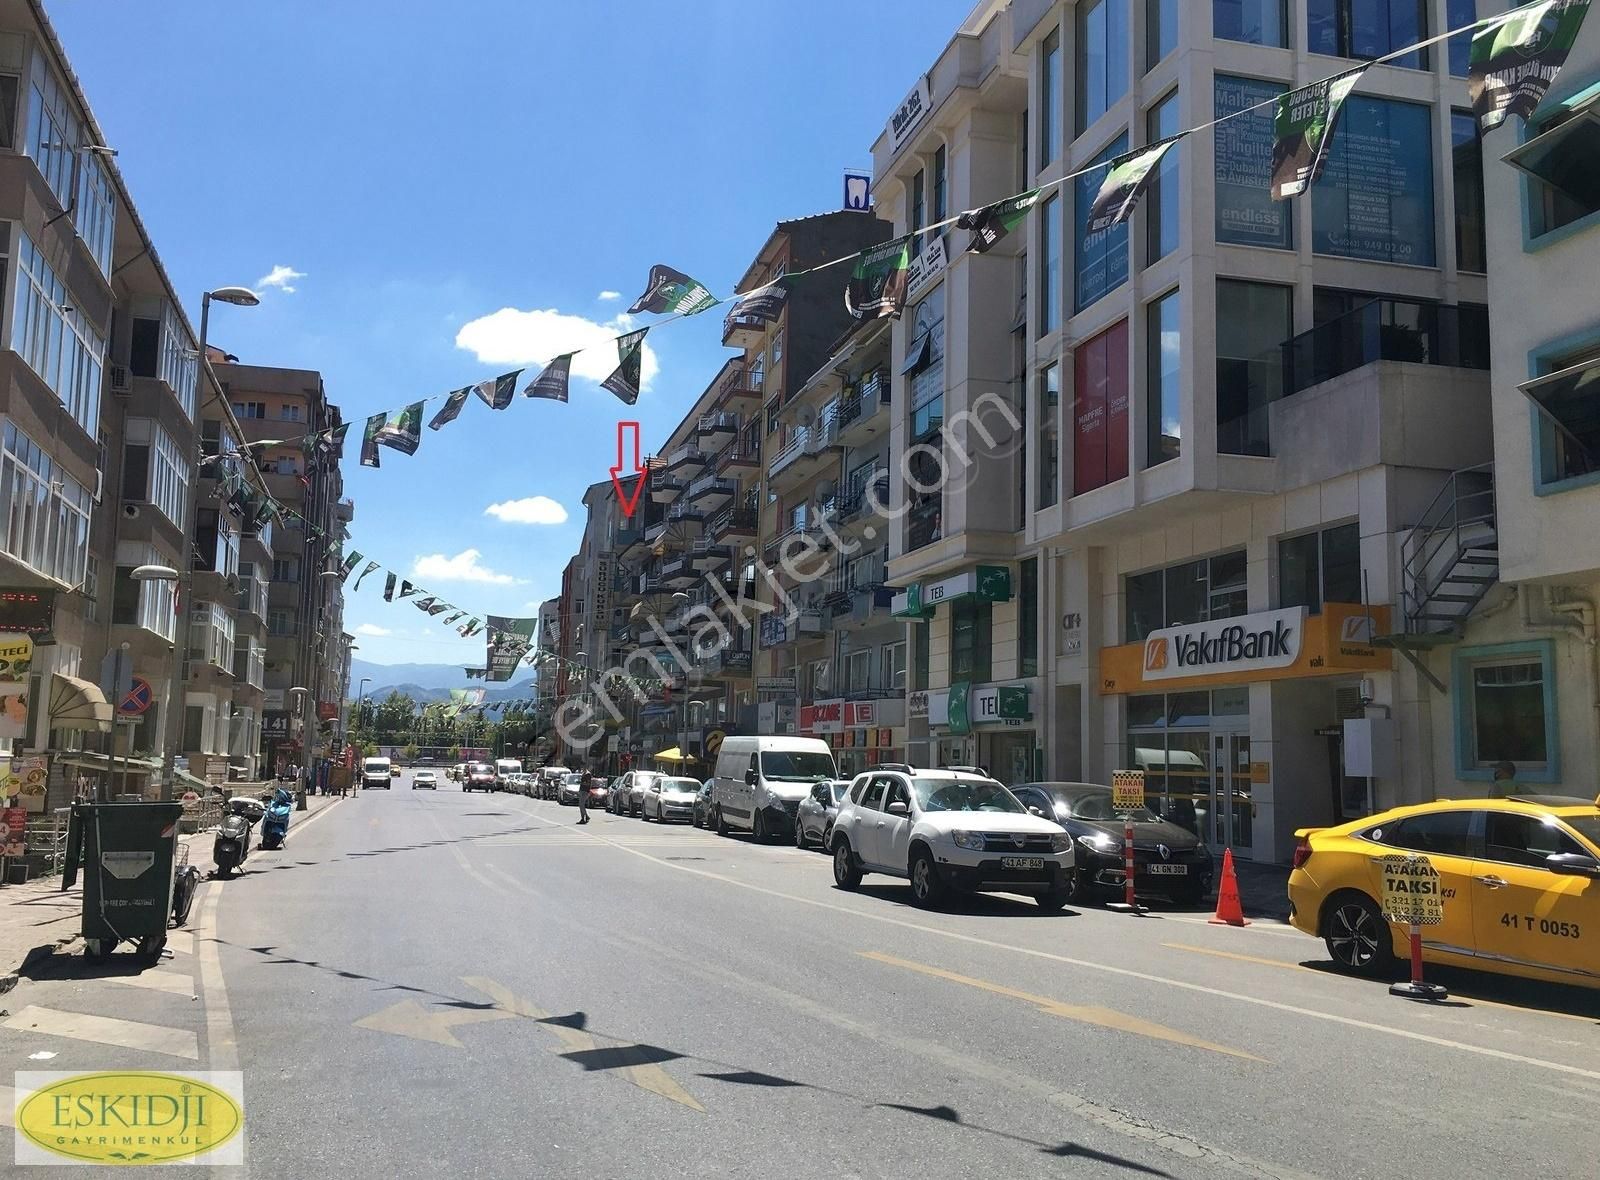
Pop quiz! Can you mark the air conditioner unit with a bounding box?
[109,364,131,394]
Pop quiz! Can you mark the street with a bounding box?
[6,768,1600,1178]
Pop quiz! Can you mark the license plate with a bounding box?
[1001,857,1046,871]
[1147,863,1188,875]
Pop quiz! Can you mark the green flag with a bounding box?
[627,264,719,316]
[427,387,472,431]
[845,236,912,320]
[602,329,647,405]
[956,190,1041,254]
[1086,138,1181,233]
[1470,0,1592,130]
[362,403,424,467]
[1271,68,1366,200]
[473,369,524,410]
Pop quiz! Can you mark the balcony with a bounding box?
[616,523,649,561]
[686,473,736,509]
[649,473,685,504]
[188,602,237,676]
[709,505,758,539]
[698,411,740,444]
[666,442,709,477]
[662,553,698,588]
[714,362,760,406]
[722,309,768,349]
[690,539,731,571]
[835,369,891,446]
[232,640,267,690]
[1220,298,1491,458]
[770,413,840,492]
[715,441,760,473]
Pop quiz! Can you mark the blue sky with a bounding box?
[50,0,973,667]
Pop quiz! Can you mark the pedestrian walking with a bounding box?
[577,768,590,824]
[1489,760,1519,798]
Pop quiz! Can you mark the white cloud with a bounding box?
[257,265,306,294]
[597,290,621,301]
[454,307,660,389]
[484,496,568,526]
[353,623,393,637]
[412,548,524,585]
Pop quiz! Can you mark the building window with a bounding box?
[1510,96,1600,240]
[122,418,191,529]
[932,145,947,227]
[771,329,784,369]
[913,621,929,691]
[1308,0,1428,70]
[1126,550,1249,642]
[113,546,177,641]
[1148,0,1177,67]
[234,401,266,420]
[272,555,301,583]
[1215,76,1292,249]
[750,354,765,392]
[908,287,946,442]
[1453,642,1557,780]
[808,658,832,701]
[1312,96,1435,267]
[1038,193,1061,335]
[1213,0,1288,47]
[1147,288,1181,467]
[12,233,105,438]
[1216,279,1292,457]
[882,641,907,692]
[1075,134,1130,311]
[0,73,18,152]
[1451,111,1487,274]
[76,154,115,278]
[1077,0,1130,134]
[1447,0,1477,76]
[1278,522,1362,614]
[131,302,198,420]
[280,403,304,422]
[1073,318,1130,496]
[1020,557,1039,678]
[765,398,779,435]
[1041,27,1061,164]
[910,168,925,255]
[189,601,237,672]
[24,53,82,214]
[950,598,992,683]
[268,608,294,637]
[847,649,871,693]
[0,419,91,586]
[1037,362,1060,508]
[1145,91,1180,264]
[1525,341,1600,488]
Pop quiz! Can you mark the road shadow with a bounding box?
[853,881,1080,919]
[1295,957,1600,1022]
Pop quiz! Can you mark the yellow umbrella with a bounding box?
[653,746,689,763]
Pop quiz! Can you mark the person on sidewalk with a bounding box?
[1489,760,1519,799]
[576,769,591,824]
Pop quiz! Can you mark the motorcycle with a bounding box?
[260,787,293,850]
[214,796,265,877]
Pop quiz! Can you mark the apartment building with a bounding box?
[1429,12,1600,802]
[874,0,1505,861]
[216,359,350,778]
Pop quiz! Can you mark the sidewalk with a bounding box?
[0,791,346,988]
[1231,858,1292,921]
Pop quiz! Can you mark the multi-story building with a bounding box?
[216,359,349,777]
[875,0,1501,861]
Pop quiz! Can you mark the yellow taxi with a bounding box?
[1287,795,1600,988]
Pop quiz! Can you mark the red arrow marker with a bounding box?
[610,421,647,519]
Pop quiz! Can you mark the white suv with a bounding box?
[830,769,1075,910]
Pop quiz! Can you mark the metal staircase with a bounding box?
[1376,464,1498,691]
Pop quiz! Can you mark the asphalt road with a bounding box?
[8,768,1600,1177]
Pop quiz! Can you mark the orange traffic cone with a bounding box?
[1209,848,1251,926]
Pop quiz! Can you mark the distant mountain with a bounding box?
[349,658,538,703]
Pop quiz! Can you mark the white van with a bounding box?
[362,756,392,790]
[711,736,838,843]
[495,758,522,791]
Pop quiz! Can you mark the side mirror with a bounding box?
[744,769,757,785]
[887,800,909,816]
[1545,852,1600,877]
[1028,806,1045,818]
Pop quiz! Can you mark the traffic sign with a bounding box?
[118,676,154,717]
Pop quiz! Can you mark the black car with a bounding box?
[1010,782,1214,905]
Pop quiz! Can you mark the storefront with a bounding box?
[1098,603,1392,863]
[835,698,906,776]
[923,681,1041,785]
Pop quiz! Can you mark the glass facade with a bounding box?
[1077,0,1130,133]
[1214,76,1292,250]
[1125,550,1249,643]
[1076,133,1130,311]
[1311,95,1435,267]
[1146,289,1181,467]
[1145,91,1180,264]
[1073,318,1130,495]
[1308,0,1428,70]
[1216,279,1292,457]
[1213,0,1288,46]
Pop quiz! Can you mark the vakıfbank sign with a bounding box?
[1141,607,1305,682]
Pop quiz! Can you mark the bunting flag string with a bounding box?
[627,264,718,317]
[1085,136,1183,234]
[1269,68,1367,201]
[601,328,648,405]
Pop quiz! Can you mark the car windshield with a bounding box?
[662,779,699,792]
[471,764,492,774]
[760,751,837,782]
[912,778,1025,813]
[1059,788,1161,824]
[830,782,850,803]
[1562,814,1600,849]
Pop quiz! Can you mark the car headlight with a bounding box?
[950,830,984,850]
[1077,832,1120,854]
[1048,833,1073,854]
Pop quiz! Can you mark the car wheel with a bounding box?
[833,839,862,890]
[821,823,833,853]
[753,810,768,844]
[795,819,807,849]
[909,849,944,909]
[1036,885,1072,912]
[715,807,729,837]
[1323,892,1396,977]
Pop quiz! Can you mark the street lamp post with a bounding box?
[289,686,310,809]
[354,677,372,752]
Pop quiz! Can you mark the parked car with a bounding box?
[463,762,496,793]
[586,777,611,811]
[692,781,715,829]
[557,772,585,806]
[643,776,701,823]
[1010,783,1213,906]
[830,768,1075,910]
[538,767,570,800]
[796,779,851,850]
[624,770,664,817]
[412,769,438,790]
[710,736,838,842]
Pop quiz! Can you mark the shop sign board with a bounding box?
[908,690,929,718]
[1140,607,1306,683]
[971,685,1030,723]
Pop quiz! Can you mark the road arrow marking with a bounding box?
[354,998,515,1048]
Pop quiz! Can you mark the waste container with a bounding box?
[62,801,184,960]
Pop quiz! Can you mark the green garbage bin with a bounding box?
[62,801,184,960]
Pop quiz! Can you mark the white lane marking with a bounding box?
[450,843,508,893]
[100,969,197,997]
[3,1004,197,1060]
[524,812,1600,1084]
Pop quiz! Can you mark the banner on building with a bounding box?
[1271,68,1367,200]
[628,264,718,316]
[1470,0,1592,130]
[1085,138,1181,233]
[845,236,912,320]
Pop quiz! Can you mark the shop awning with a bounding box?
[653,746,692,763]
[48,673,113,734]
[1519,357,1600,471]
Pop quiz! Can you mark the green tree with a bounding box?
[401,742,420,762]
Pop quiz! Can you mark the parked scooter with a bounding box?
[260,787,293,850]
[214,796,265,877]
